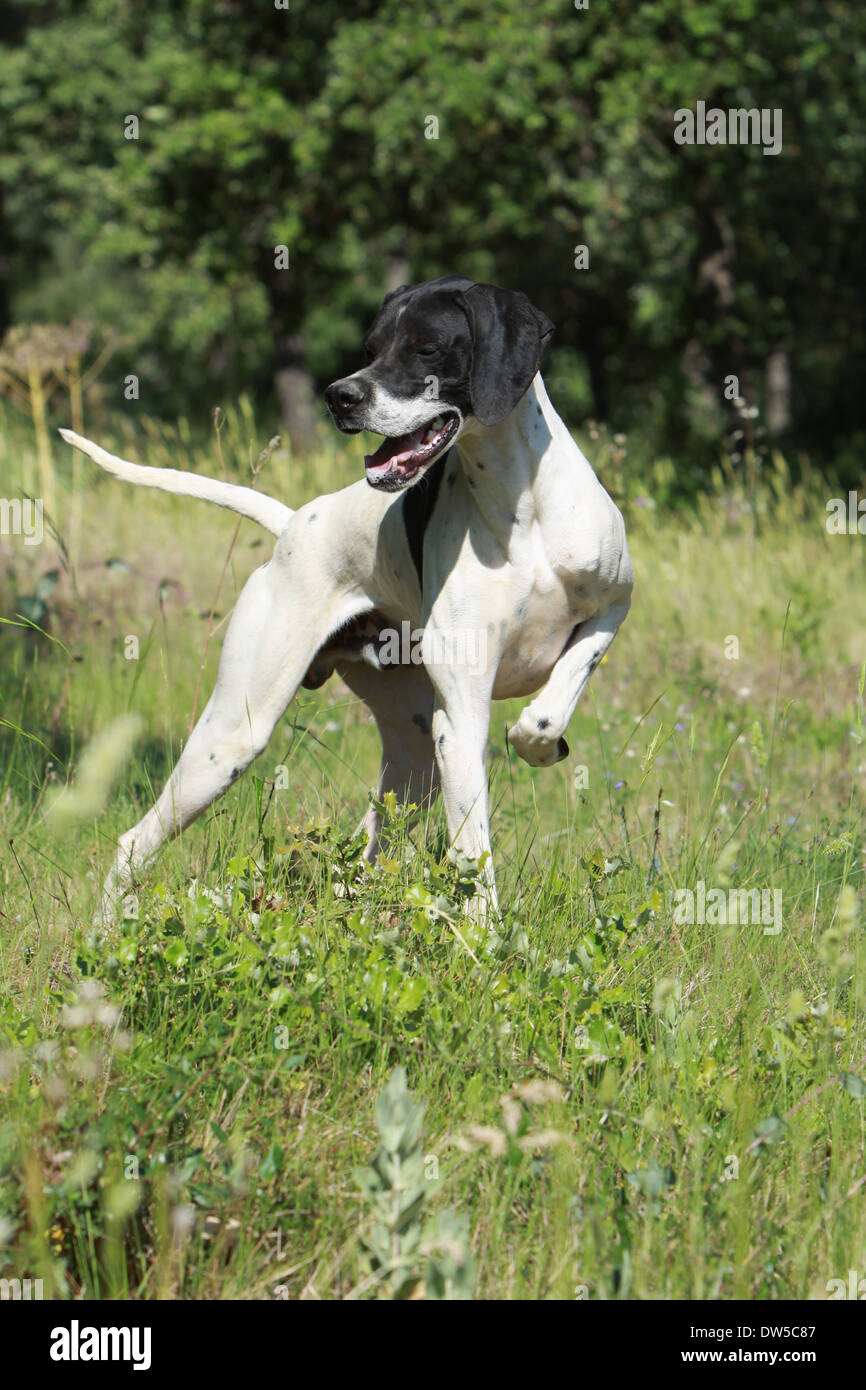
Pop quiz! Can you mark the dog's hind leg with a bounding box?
[100,543,362,921]
[339,663,439,863]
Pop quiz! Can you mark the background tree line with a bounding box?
[0,0,862,481]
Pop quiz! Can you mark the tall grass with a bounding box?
[0,405,864,1299]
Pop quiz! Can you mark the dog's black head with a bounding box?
[324,276,554,491]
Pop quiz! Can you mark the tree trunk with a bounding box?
[384,254,410,294]
[273,331,318,449]
[766,349,791,435]
[0,188,13,341]
[264,258,319,450]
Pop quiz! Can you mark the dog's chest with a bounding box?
[425,491,605,700]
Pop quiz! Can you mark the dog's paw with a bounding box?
[508,712,569,768]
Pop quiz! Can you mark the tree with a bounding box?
[0,0,863,472]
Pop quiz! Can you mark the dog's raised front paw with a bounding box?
[508,712,569,768]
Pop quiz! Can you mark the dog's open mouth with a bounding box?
[364,413,460,490]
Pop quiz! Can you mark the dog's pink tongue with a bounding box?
[365,424,426,475]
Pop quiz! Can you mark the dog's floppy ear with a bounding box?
[458,283,555,427]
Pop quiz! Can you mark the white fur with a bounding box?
[345,376,467,444]
[63,372,633,925]
[59,429,293,536]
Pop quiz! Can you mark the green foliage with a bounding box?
[353,1068,474,1299]
[1,430,866,1299]
[0,0,863,470]
[13,568,59,627]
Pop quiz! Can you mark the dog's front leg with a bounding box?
[429,674,498,923]
[508,599,631,767]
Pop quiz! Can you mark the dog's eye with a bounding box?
[417,344,438,358]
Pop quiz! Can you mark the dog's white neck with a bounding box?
[453,373,576,541]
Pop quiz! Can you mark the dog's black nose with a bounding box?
[325,377,368,415]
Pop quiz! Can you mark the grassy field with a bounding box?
[1,403,865,1300]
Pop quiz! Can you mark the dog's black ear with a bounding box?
[459,283,555,427]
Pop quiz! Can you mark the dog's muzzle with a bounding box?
[325,375,461,491]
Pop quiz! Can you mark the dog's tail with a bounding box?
[59,429,294,536]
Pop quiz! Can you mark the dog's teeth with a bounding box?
[421,416,443,443]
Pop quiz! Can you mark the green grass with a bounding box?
[1,402,865,1300]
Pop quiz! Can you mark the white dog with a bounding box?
[61,275,633,921]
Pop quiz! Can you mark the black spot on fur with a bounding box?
[438,733,446,749]
[537,717,550,730]
[402,453,447,587]
[307,512,318,522]
[412,712,431,736]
